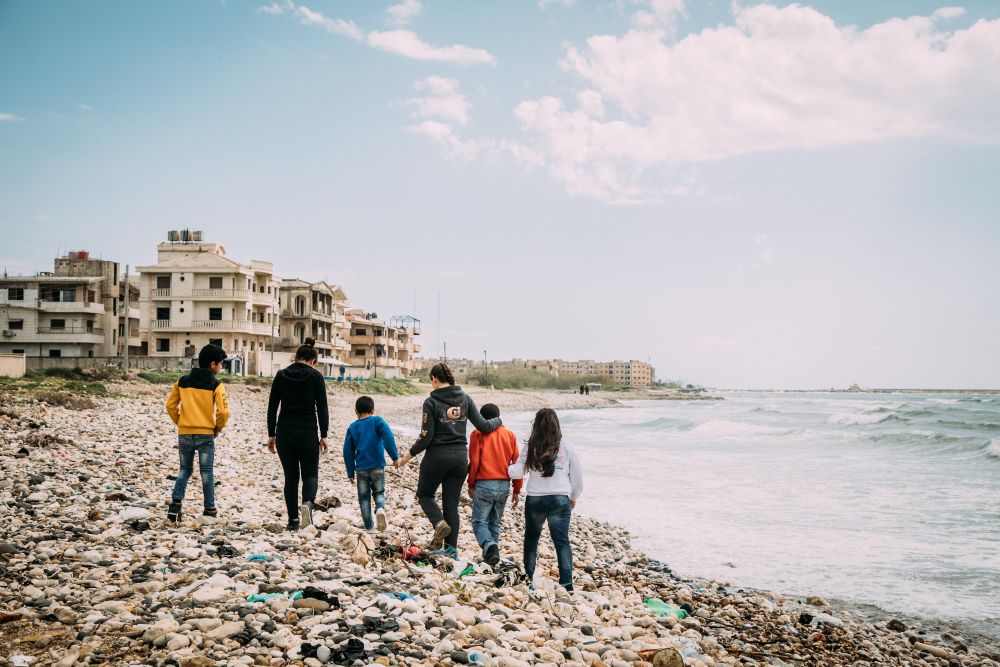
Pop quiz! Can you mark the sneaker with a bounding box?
[375,507,387,532]
[286,519,300,531]
[365,528,377,536]
[429,520,451,550]
[429,545,459,559]
[484,543,500,567]
[299,502,313,528]
[167,501,182,524]
[203,507,217,518]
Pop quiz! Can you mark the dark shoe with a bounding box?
[485,543,500,567]
[167,501,182,524]
[286,519,300,531]
[203,507,217,518]
[429,520,451,550]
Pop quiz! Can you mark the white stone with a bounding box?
[117,506,150,521]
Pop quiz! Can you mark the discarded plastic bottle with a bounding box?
[468,651,489,665]
[644,598,688,619]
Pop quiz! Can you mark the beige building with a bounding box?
[277,279,352,376]
[561,359,655,387]
[346,311,422,379]
[136,232,280,375]
[0,252,137,359]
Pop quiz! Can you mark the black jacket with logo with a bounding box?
[267,363,329,438]
[409,385,502,456]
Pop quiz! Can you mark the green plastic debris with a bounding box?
[458,564,475,578]
[644,598,688,619]
[247,590,303,603]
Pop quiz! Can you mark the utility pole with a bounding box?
[123,265,130,376]
[443,341,447,363]
[436,291,440,359]
[484,350,488,387]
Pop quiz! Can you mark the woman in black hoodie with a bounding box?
[267,338,329,530]
[398,362,501,556]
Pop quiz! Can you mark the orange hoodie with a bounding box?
[468,426,523,494]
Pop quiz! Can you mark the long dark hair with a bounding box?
[526,408,562,478]
[430,362,455,385]
[295,337,318,362]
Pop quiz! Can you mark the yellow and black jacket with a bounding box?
[166,368,230,435]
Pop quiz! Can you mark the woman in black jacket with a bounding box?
[398,362,501,557]
[267,338,329,530]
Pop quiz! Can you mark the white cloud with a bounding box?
[510,3,1000,203]
[77,103,94,112]
[0,113,25,122]
[407,121,543,166]
[368,30,496,66]
[256,1,292,15]
[295,5,364,40]
[539,0,576,8]
[405,76,470,124]
[629,0,686,34]
[932,6,966,21]
[386,0,422,26]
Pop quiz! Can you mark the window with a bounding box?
[50,319,65,330]
[49,349,62,358]
[209,276,223,289]
[156,307,170,320]
[354,328,367,336]
[209,308,222,321]
[355,349,366,356]
[86,320,94,332]
[156,338,170,352]
[87,290,96,303]
[12,349,24,354]
[156,276,171,289]
[209,338,223,347]
[250,341,256,351]
[9,319,23,330]
[7,287,24,300]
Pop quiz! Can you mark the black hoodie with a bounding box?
[409,385,502,456]
[267,363,329,438]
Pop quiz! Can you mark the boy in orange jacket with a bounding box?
[467,403,521,566]
[165,344,230,523]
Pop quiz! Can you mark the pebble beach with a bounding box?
[1,380,997,667]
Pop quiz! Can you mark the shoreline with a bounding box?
[0,381,996,666]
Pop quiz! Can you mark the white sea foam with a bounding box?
[689,419,793,437]
[828,412,893,425]
[986,439,1000,459]
[929,398,959,405]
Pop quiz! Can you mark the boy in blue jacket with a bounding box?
[343,396,399,533]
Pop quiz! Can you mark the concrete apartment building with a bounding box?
[346,310,422,379]
[0,251,139,359]
[419,356,656,387]
[276,279,352,376]
[136,231,280,375]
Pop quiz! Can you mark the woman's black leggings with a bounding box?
[416,447,468,548]
[276,427,320,521]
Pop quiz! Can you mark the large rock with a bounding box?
[205,620,245,639]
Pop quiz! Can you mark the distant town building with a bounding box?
[346,310,422,379]
[0,251,137,359]
[136,231,280,375]
[276,279,352,377]
[419,356,656,388]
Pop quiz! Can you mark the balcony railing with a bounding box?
[37,326,105,336]
[37,301,105,313]
[192,289,250,299]
[152,288,171,297]
[252,292,277,305]
[152,319,172,329]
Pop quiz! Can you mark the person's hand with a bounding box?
[348,475,354,483]
[512,493,520,508]
[319,437,328,454]
[214,428,221,437]
[392,459,400,469]
[467,486,475,499]
[398,454,412,467]
[267,437,276,454]
[570,499,576,509]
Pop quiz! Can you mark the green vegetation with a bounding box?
[465,368,614,391]
[342,377,423,396]
[0,368,110,410]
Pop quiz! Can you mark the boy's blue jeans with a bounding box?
[523,494,574,590]
[171,434,215,509]
[471,479,510,556]
[355,468,385,530]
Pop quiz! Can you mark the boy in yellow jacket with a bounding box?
[166,344,230,523]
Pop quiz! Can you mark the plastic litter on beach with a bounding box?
[246,590,302,603]
[245,553,279,562]
[644,598,689,619]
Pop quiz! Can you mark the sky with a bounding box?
[1,0,999,389]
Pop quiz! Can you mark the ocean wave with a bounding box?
[929,398,959,405]
[986,439,1000,459]
[625,417,691,430]
[828,412,900,425]
[936,420,1000,430]
[689,420,796,438]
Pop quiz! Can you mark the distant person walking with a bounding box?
[397,363,502,558]
[509,408,583,591]
[267,338,329,531]
[165,344,230,523]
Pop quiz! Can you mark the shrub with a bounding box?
[35,390,96,410]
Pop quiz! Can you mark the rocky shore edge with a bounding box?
[0,381,996,667]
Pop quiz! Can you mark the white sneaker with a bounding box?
[365,528,377,536]
[375,507,387,532]
[299,503,312,529]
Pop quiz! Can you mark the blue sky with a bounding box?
[2,0,999,388]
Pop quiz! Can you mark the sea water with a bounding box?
[503,392,1000,636]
